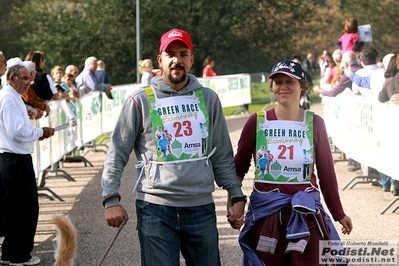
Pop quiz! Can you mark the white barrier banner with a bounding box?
[37,111,51,174]
[101,93,116,134]
[322,94,399,181]
[59,100,78,154]
[32,77,251,177]
[79,92,103,144]
[198,74,251,108]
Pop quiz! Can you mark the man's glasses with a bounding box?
[17,75,33,85]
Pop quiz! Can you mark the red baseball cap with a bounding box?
[159,28,193,54]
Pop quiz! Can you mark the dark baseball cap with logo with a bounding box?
[267,60,306,80]
[159,28,193,54]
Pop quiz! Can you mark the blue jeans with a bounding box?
[380,173,394,190]
[136,200,221,266]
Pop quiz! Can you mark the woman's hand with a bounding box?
[339,215,353,235]
[226,192,246,230]
[227,202,245,230]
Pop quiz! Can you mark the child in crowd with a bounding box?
[138,59,154,85]
[63,73,80,100]
[51,65,74,102]
[336,18,364,53]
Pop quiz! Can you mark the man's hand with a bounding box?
[105,205,129,228]
[39,127,54,140]
[227,201,245,230]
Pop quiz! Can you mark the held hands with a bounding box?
[339,215,353,235]
[227,202,245,230]
[105,205,129,228]
[226,194,246,230]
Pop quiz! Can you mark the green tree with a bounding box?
[7,0,399,86]
[17,0,137,84]
[230,0,316,73]
[343,0,399,57]
[140,0,253,76]
[0,0,30,59]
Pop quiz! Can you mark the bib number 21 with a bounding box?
[277,145,294,160]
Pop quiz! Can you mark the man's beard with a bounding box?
[168,72,187,84]
[168,65,187,84]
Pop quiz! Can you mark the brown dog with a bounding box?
[51,216,77,266]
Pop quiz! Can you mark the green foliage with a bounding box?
[342,0,399,56]
[1,0,398,86]
[250,82,273,104]
[140,0,254,76]
[15,0,137,84]
[0,0,30,58]
[222,103,271,116]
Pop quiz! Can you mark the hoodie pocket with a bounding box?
[144,155,158,188]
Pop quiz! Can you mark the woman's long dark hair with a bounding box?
[25,51,44,73]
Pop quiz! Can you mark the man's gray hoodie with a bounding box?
[101,74,244,208]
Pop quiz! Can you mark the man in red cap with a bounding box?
[159,28,193,54]
[101,28,246,265]
[157,28,194,90]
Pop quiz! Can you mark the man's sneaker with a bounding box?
[0,260,10,265]
[9,256,40,266]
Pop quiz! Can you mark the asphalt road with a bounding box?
[10,103,398,266]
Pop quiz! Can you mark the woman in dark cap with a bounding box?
[230,60,353,266]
